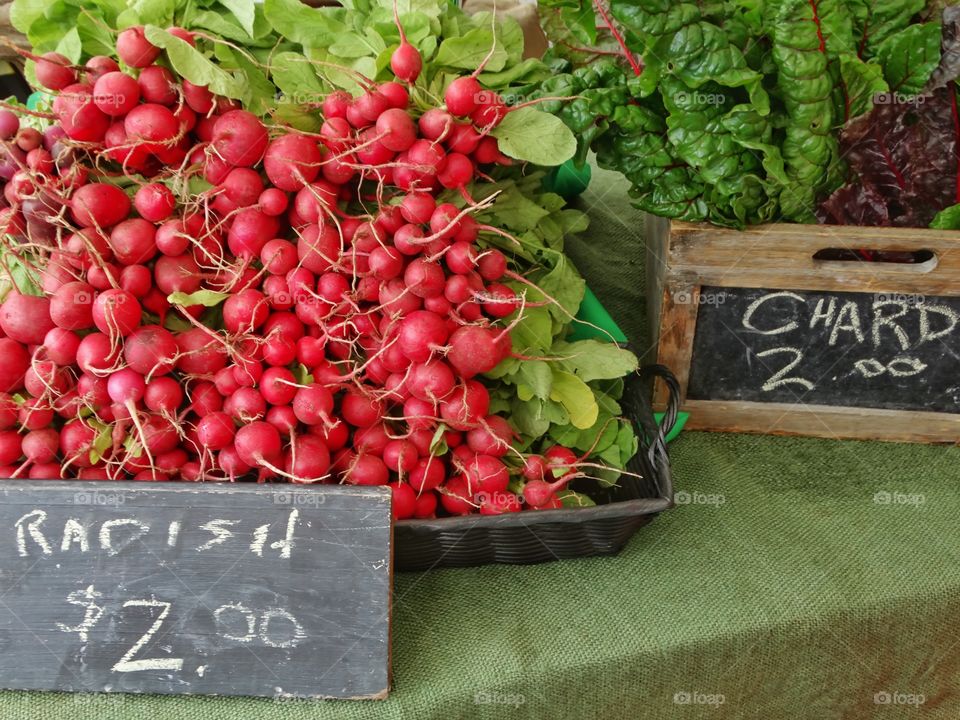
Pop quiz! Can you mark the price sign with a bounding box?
[0,481,392,700]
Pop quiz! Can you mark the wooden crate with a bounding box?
[646,215,960,443]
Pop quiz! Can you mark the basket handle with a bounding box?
[637,364,681,464]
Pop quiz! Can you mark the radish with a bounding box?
[187,381,222,416]
[223,289,268,333]
[404,258,446,298]
[447,325,503,378]
[440,475,475,515]
[84,56,119,84]
[444,77,482,117]
[467,416,514,457]
[225,387,266,423]
[408,361,455,402]
[134,183,175,222]
[23,428,59,464]
[438,153,473,189]
[479,491,521,515]
[321,91,351,119]
[36,53,77,91]
[92,72,140,116]
[60,420,96,468]
[383,439,418,473]
[390,41,422,84]
[154,254,201,295]
[107,368,146,405]
[409,457,445,493]
[418,109,453,141]
[116,26,161,68]
[197,412,236,450]
[376,108,417,152]
[43,328,81,366]
[345,454,389,486]
[144,377,183,413]
[125,325,177,376]
[92,289,141,336]
[120,265,153,298]
[71,183,130,228]
[138,66,177,105]
[0,294,54,345]
[292,384,334,426]
[260,367,297,406]
[0,339,29,392]
[398,310,449,362]
[124,104,179,147]
[440,380,490,430]
[213,110,269,167]
[389,481,417,519]
[463,454,509,493]
[53,85,109,142]
[285,435,331,482]
[379,82,409,109]
[341,390,382,428]
[49,282,95,331]
[414,490,437,518]
[234,421,282,468]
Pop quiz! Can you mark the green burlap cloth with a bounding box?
[5,167,960,719]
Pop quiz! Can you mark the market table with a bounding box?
[4,166,960,719]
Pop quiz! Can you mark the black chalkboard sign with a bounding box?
[0,481,392,700]
[687,286,960,412]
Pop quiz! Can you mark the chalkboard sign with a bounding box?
[647,216,960,442]
[0,481,392,700]
[687,286,960,412]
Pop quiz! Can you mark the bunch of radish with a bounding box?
[0,25,591,518]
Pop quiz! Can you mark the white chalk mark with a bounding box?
[809,297,837,331]
[56,584,104,642]
[60,519,89,552]
[742,292,803,335]
[918,304,958,344]
[15,510,51,557]
[250,524,269,557]
[259,608,306,649]
[196,519,239,552]
[196,665,206,677]
[271,509,299,559]
[99,518,150,556]
[756,347,814,392]
[213,603,257,643]
[112,599,183,672]
[887,357,927,377]
[829,301,865,346]
[854,359,887,378]
[167,521,181,548]
[872,301,911,350]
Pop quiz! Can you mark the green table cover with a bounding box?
[5,167,960,719]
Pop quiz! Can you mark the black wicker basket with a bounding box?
[394,364,679,571]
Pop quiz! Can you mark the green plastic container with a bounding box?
[543,160,592,199]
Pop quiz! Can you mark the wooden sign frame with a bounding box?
[646,215,960,443]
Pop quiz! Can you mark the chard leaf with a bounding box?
[839,54,890,119]
[876,22,942,94]
[931,203,960,228]
[263,0,346,46]
[435,28,508,72]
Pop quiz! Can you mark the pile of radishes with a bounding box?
[0,24,595,518]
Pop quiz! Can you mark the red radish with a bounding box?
[197,412,236,450]
[167,26,195,45]
[390,481,417,519]
[116,26,161,68]
[404,259,446,298]
[124,104,179,146]
[125,325,177,376]
[297,223,339,274]
[144,377,183,413]
[43,328,81,366]
[234,421,282,468]
[376,108,417,152]
[292,384,334,426]
[447,123,482,154]
[84,55,119,83]
[383,439,419,473]
[408,361,456,402]
[0,294,54,345]
[182,80,214,113]
[522,454,548,481]
[467,416,514,457]
[0,339,29,392]
[22,428,59,464]
[138,65,177,105]
[285,435,331,482]
[409,457,445,493]
[440,380,490,430]
[223,289,268,333]
[92,289,141,336]
[60,419,96,468]
[414,490,437,518]
[471,93,508,128]
[463,454,509,493]
[444,77,482,117]
[447,325,503,378]
[107,368,146,404]
[71,183,130,228]
[418,109,453,140]
[398,311,449,362]
[0,430,22,465]
[50,282,95,331]
[345,454,389,486]
[260,367,298,406]
[53,85,109,142]
[36,53,76,91]
[110,219,157,265]
[438,153,473,189]
[391,41,422,84]
[321,91,351,119]
[342,390,382,428]
[545,445,578,477]
[379,81,409,109]
[76,333,118,375]
[213,110,269,167]
[154,254,200,295]
[400,192,436,224]
[479,491,521,515]
[259,188,288,216]
[92,71,140,116]
[440,475,474,514]
[478,249,507,281]
[177,328,227,375]
[134,183,175,222]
